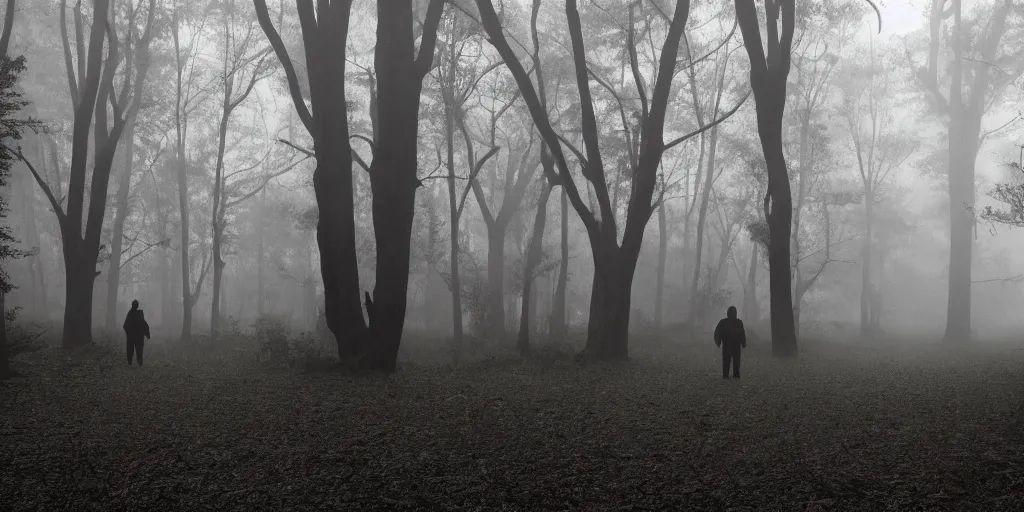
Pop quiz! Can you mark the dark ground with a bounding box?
[1,336,1023,511]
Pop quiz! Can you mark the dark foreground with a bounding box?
[2,339,1023,511]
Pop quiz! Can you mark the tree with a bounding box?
[734,0,880,356]
[840,40,915,336]
[365,0,445,371]
[982,146,1024,228]
[209,0,276,336]
[478,0,743,359]
[687,35,737,328]
[256,0,444,371]
[733,0,800,356]
[432,9,506,356]
[104,0,160,334]
[21,0,155,348]
[173,2,217,344]
[911,0,1021,343]
[517,0,558,354]
[1,48,37,376]
[254,0,365,359]
[0,0,19,377]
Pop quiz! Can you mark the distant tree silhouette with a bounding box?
[20,0,155,349]
[910,0,1019,343]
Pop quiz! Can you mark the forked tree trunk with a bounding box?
[477,0,692,360]
[255,0,368,359]
[735,0,797,357]
[365,1,444,372]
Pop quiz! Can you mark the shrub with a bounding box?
[254,314,291,363]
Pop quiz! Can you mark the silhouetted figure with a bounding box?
[714,306,746,379]
[123,300,151,366]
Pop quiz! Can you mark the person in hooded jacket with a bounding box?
[123,300,151,366]
[714,306,746,379]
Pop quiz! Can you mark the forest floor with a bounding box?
[1,336,1023,511]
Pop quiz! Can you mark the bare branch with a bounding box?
[665,91,750,151]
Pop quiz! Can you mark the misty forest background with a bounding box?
[2,1,1024,509]
[1,0,1023,368]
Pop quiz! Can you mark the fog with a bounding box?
[2,0,1024,508]
[3,0,1022,361]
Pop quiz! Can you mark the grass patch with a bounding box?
[1,339,1022,510]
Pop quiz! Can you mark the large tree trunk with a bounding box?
[945,122,977,343]
[255,0,367,360]
[518,180,552,355]
[105,118,135,332]
[364,1,443,372]
[764,128,797,356]
[550,188,568,338]
[736,0,797,357]
[62,251,96,348]
[654,202,666,328]
[583,245,635,360]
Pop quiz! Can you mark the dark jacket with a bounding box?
[714,317,746,348]
[123,309,151,341]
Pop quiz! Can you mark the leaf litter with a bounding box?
[1,340,1022,510]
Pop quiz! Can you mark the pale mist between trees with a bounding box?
[2,0,1024,373]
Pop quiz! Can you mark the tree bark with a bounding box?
[365,0,445,372]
